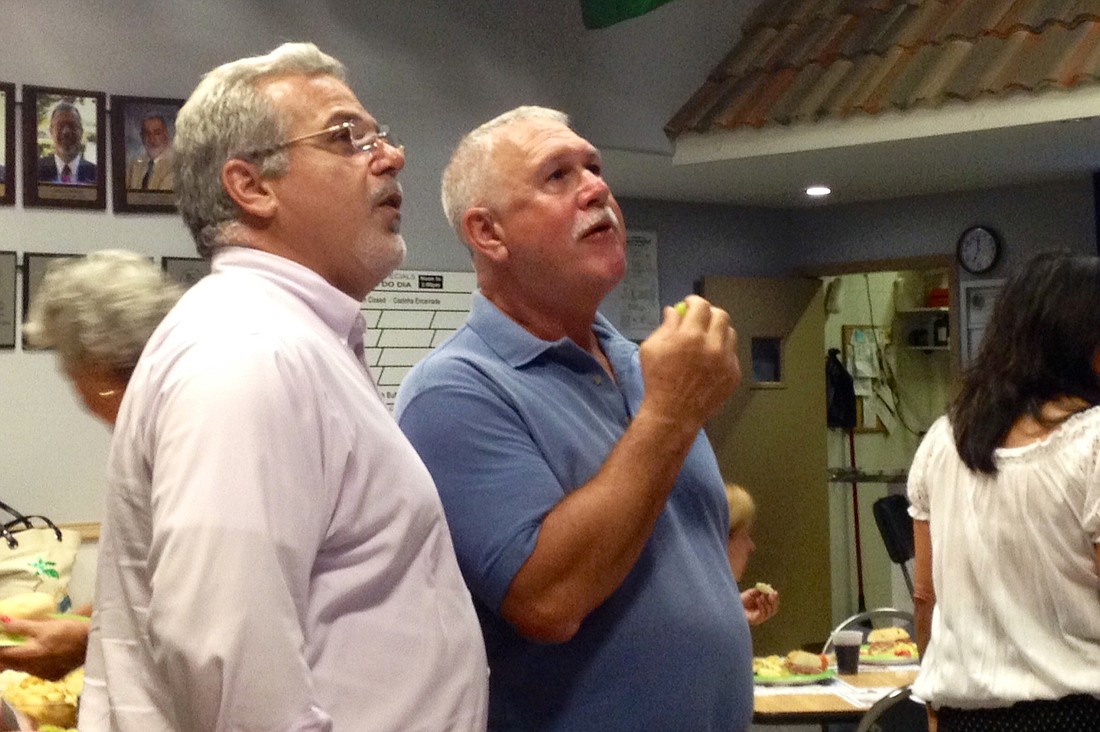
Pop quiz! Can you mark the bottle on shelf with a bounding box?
[932,314,949,347]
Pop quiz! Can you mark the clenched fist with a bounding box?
[639,295,741,431]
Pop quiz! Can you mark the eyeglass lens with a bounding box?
[347,121,398,152]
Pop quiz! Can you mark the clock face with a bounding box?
[957,226,1000,274]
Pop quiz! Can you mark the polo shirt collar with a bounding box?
[467,291,625,370]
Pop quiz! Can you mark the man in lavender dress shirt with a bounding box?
[79,43,488,732]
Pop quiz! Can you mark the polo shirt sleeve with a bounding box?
[398,376,564,613]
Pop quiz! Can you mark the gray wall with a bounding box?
[789,176,1097,276]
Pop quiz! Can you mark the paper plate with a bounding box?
[753,669,836,686]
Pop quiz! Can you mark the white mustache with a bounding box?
[573,206,620,239]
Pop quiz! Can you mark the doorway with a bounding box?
[701,256,956,655]
[820,256,957,625]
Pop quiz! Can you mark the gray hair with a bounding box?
[174,42,346,258]
[441,106,569,240]
[49,102,82,128]
[23,250,183,377]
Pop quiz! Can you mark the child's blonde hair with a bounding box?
[725,483,756,535]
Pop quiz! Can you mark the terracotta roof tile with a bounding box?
[882,2,954,49]
[1069,19,1100,81]
[857,45,916,114]
[665,0,1100,139]
[769,62,829,123]
[823,54,885,115]
[909,38,974,103]
[720,26,779,78]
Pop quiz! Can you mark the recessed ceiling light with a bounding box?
[805,185,831,197]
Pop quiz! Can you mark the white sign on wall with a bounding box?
[599,230,660,341]
[363,269,477,409]
[363,234,661,409]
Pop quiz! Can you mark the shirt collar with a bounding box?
[54,153,81,172]
[467,291,625,370]
[210,246,363,346]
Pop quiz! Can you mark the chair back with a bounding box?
[822,607,914,654]
[873,494,914,565]
[855,685,927,732]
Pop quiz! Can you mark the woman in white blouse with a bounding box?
[908,251,1100,731]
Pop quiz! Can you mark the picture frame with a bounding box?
[22,85,106,210]
[22,253,80,341]
[0,82,14,206]
[162,256,210,289]
[110,95,184,213]
[0,251,15,348]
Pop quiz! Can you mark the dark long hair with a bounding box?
[950,251,1100,474]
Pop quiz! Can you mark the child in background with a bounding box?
[726,483,779,626]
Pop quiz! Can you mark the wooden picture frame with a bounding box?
[22,86,106,210]
[162,256,210,289]
[111,95,184,213]
[21,253,80,344]
[0,83,14,206]
[841,324,887,434]
[0,251,15,348]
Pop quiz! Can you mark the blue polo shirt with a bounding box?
[396,292,753,732]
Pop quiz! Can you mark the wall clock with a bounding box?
[956,225,1001,275]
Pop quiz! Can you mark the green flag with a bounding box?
[580,0,678,29]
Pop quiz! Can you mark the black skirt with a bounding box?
[938,694,1100,732]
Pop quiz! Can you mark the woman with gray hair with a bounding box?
[23,249,183,424]
[0,250,181,681]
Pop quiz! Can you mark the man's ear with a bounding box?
[221,159,277,220]
[461,208,508,263]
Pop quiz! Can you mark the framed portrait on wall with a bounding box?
[0,82,14,206]
[162,256,210,289]
[111,95,184,213]
[0,251,15,348]
[22,85,106,210]
[21,253,80,342]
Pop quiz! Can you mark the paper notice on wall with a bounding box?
[362,270,477,409]
[849,337,879,379]
[362,233,659,410]
[600,230,660,341]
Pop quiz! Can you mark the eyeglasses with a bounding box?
[251,120,403,159]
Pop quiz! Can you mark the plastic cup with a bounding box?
[833,630,863,674]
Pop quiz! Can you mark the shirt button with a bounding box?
[593,374,603,385]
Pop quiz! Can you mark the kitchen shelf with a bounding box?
[896,307,948,314]
[896,307,950,350]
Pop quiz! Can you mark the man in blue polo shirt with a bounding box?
[396,106,752,731]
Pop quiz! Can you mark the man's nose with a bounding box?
[370,141,405,175]
[579,169,610,207]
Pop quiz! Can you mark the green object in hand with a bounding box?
[673,301,688,316]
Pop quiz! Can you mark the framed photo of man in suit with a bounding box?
[111,95,184,213]
[0,82,14,206]
[22,86,106,209]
